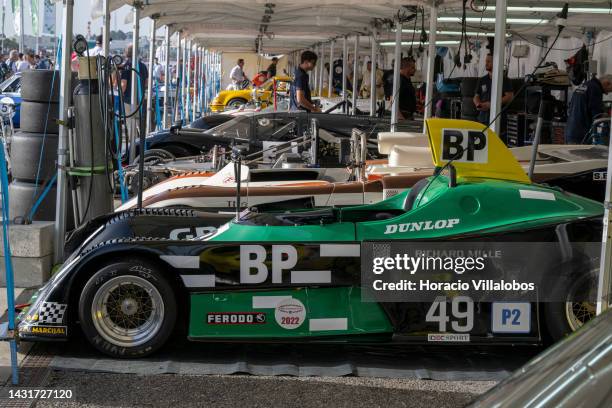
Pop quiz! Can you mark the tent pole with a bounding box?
[390,21,402,132]
[369,32,377,117]
[318,43,325,95]
[53,0,74,262]
[351,35,359,115]
[162,26,170,128]
[173,31,181,123]
[102,0,110,56]
[145,15,157,135]
[423,4,437,127]
[597,114,612,315]
[490,0,507,134]
[342,36,348,112]
[128,2,140,163]
[327,40,334,98]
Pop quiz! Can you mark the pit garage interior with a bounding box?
[0,0,611,407]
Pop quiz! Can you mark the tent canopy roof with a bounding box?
[110,1,612,53]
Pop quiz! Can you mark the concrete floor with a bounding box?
[34,371,495,408]
[0,287,31,384]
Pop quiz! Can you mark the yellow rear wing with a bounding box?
[425,118,530,184]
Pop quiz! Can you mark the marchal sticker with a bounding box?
[274,298,306,330]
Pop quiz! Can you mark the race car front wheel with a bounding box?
[79,259,177,358]
[226,98,247,109]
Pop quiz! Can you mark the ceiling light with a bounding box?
[380,40,460,46]
[487,6,612,14]
[438,17,548,24]
[401,29,510,37]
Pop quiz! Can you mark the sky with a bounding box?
[0,1,153,39]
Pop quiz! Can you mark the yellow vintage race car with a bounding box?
[210,75,292,112]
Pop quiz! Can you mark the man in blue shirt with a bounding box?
[565,74,612,144]
[289,51,320,112]
[473,54,514,124]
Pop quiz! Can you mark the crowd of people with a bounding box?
[0,49,53,81]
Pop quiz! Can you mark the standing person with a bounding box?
[7,50,19,73]
[229,58,246,89]
[359,60,384,99]
[153,58,164,82]
[0,55,8,79]
[266,57,278,79]
[565,74,612,144]
[289,50,320,112]
[36,50,51,69]
[120,44,149,112]
[473,53,514,125]
[16,53,34,72]
[89,35,106,57]
[398,57,417,120]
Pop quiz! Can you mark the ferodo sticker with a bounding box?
[207,312,266,325]
[441,128,487,163]
[275,298,306,330]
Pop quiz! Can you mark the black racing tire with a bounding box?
[133,148,176,165]
[78,258,177,358]
[10,132,58,182]
[8,180,57,221]
[226,98,248,109]
[20,70,61,103]
[18,101,60,133]
[163,145,193,158]
[543,271,597,342]
[460,77,478,97]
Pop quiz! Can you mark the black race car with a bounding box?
[138,112,420,161]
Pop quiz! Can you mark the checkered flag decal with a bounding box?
[38,302,67,324]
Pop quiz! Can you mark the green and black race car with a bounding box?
[18,119,603,357]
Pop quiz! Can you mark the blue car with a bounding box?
[0,73,22,127]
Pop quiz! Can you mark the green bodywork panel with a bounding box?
[208,176,603,243]
[189,287,393,339]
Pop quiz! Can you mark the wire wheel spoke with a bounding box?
[92,275,165,348]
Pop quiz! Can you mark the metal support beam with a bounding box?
[145,16,157,135]
[162,26,171,128]
[342,36,348,111]
[186,40,192,122]
[597,114,612,314]
[128,3,140,162]
[54,0,74,262]
[193,46,199,119]
[328,40,334,97]
[490,0,507,134]
[369,33,377,117]
[312,44,318,94]
[102,0,110,56]
[181,38,188,122]
[318,43,325,95]
[173,31,181,123]
[424,5,437,126]
[390,22,402,132]
[352,35,359,115]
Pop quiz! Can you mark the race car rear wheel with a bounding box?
[544,270,597,341]
[79,259,177,358]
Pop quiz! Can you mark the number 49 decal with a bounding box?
[426,296,474,332]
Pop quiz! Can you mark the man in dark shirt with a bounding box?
[565,74,612,143]
[398,57,416,120]
[120,44,149,103]
[473,54,514,124]
[266,57,278,79]
[289,50,320,112]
